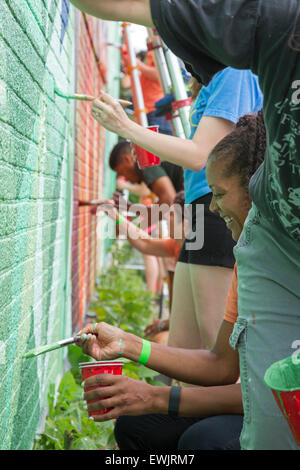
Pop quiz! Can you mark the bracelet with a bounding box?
[116,215,126,225]
[138,339,151,365]
[168,386,181,418]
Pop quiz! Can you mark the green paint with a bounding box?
[54,87,94,101]
[23,338,76,359]
[0,1,120,450]
[0,0,76,450]
[264,355,300,392]
[117,338,124,355]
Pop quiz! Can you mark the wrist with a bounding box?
[124,119,140,141]
[122,332,144,362]
[152,386,171,414]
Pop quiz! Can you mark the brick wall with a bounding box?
[0,0,118,450]
[71,12,107,331]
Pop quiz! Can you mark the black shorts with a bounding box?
[178,193,236,268]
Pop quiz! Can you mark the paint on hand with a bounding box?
[117,338,124,355]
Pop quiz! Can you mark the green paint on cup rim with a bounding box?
[264,355,300,392]
[79,360,123,368]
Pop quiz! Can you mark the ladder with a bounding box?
[121,24,191,138]
[120,24,192,319]
[147,28,191,139]
[122,23,148,127]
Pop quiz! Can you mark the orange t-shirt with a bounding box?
[224,263,238,324]
[161,238,182,262]
[140,52,164,113]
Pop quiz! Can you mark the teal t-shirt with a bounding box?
[184,67,263,205]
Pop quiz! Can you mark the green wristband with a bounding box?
[116,215,125,225]
[138,339,151,365]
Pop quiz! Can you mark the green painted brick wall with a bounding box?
[0,0,75,450]
[0,1,120,449]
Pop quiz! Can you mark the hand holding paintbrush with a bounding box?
[22,322,126,363]
[23,331,98,359]
[90,90,135,138]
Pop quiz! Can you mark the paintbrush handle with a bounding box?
[73,95,132,106]
[58,336,80,347]
[55,88,132,106]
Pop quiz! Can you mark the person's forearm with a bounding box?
[69,0,154,27]
[147,384,243,417]
[118,216,170,257]
[125,120,207,171]
[122,333,238,386]
[178,383,243,417]
[118,217,158,254]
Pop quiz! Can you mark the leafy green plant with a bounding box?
[33,370,116,450]
[33,242,163,450]
[90,242,154,337]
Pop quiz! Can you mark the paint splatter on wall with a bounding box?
[0,1,117,450]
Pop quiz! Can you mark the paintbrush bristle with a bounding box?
[54,88,94,101]
[23,342,61,359]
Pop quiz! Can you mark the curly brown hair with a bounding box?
[208,111,266,191]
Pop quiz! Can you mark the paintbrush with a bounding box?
[23,335,81,359]
[54,88,132,106]
[78,200,118,207]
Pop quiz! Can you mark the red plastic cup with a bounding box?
[264,355,300,446]
[271,389,300,446]
[80,361,123,416]
[132,125,161,169]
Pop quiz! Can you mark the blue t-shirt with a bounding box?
[185,67,263,204]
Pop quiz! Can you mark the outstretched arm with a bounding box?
[91,91,234,171]
[78,319,239,386]
[69,0,154,27]
[98,200,172,257]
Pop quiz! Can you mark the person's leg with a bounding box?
[143,254,160,293]
[169,194,235,350]
[114,414,202,450]
[168,262,233,350]
[178,415,243,450]
[190,264,234,350]
[168,262,201,349]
